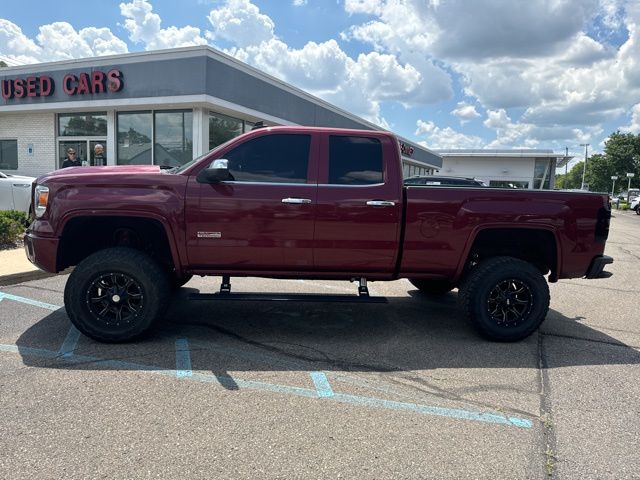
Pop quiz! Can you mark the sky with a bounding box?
[1,0,639,163]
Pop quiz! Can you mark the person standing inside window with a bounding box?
[93,144,106,166]
[61,148,82,168]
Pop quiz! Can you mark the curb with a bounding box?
[0,269,57,287]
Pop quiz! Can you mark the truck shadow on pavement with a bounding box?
[14,287,640,377]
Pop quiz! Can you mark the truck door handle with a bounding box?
[281,198,312,204]
[366,200,396,207]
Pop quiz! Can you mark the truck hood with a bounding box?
[38,165,162,183]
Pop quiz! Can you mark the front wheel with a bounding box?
[635,207,640,215]
[64,247,171,343]
[458,256,549,342]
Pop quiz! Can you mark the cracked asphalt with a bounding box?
[0,212,639,479]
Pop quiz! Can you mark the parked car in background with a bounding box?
[403,175,487,187]
[631,196,640,214]
[0,172,34,213]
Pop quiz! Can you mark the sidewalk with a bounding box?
[0,246,53,286]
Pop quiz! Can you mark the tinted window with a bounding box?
[328,136,383,185]
[0,139,18,170]
[224,134,310,183]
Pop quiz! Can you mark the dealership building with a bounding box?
[435,149,571,190]
[0,45,441,178]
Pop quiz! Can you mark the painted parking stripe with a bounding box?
[0,292,60,311]
[58,326,81,358]
[175,338,193,378]
[0,342,533,429]
[311,371,334,397]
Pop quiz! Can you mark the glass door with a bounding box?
[58,139,107,168]
[58,141,87,168]
[89,140,107,166]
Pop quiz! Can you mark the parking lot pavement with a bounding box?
[0,214,638,479]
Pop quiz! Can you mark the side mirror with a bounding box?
[196,159,233,183]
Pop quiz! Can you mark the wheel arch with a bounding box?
[56,211,183,276]
[454,225,561,284]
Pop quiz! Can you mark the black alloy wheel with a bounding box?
[458,256,549,342]
[486,279,533,328]
[86,272,145,327]
[64,247,170,342]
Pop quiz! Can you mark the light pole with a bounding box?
[611,175,618,196]
[627,173,635,201]
[580,143,589,190]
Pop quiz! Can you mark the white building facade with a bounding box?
[435,149,571,189]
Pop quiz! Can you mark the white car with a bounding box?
[631,196,640,215]
[0,171,35,213]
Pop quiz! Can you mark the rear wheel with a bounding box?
[409,279,455,295]
[458,256,549,342]
[64,247,171,343]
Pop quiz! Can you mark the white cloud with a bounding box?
[451,102,480,123]
[341,0,640,150]
[415,119,485,149]
[293,0,308,5]
[620,103,640,133]
[0,19,128,64]
[206,0,275,48]
[120,0,207,49]
[207,0,451,126]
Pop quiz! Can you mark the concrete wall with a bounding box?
[0,112,55,177]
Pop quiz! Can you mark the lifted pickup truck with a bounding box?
[25,126,612,343]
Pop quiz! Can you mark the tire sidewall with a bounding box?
[463,259,549,341]
[64,248,169,342]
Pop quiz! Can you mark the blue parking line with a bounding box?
[175,338,193,378]
[0,342,533,429]
[311,371,334,397]
[58,326,81,358]
[0,292,60,311]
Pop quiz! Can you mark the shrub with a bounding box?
[0,210,28,244]
[0,210,30,228]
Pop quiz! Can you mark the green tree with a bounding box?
[555,161,585,189]
[0,61,8,68]
[585,132,640,193]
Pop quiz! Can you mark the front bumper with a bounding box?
[24,232,59,273]
[585,255,614,279]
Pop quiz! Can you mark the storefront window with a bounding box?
[209,112,244,151]
[0,139,18,170]
[155,111,193,167]
[117,112,152,165]
[533,158,554,189]
[58,113,107,136]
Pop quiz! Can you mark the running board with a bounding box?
[187,292,388,304]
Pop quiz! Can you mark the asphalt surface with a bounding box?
[0,212,638,479]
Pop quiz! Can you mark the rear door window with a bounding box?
[328,136,383,185]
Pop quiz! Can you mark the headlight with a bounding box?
[34,185,49,218]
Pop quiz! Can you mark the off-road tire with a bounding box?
[458,256,549,342]
[64,247,171,343]
[409,279,455,295]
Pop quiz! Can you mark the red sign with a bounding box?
[1,69,123,100]
[400,142,414,157]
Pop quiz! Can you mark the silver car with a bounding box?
[0,171,34,213]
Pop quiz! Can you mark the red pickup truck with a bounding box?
[25,126,612,343]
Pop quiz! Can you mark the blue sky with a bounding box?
[1,0,639,164]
